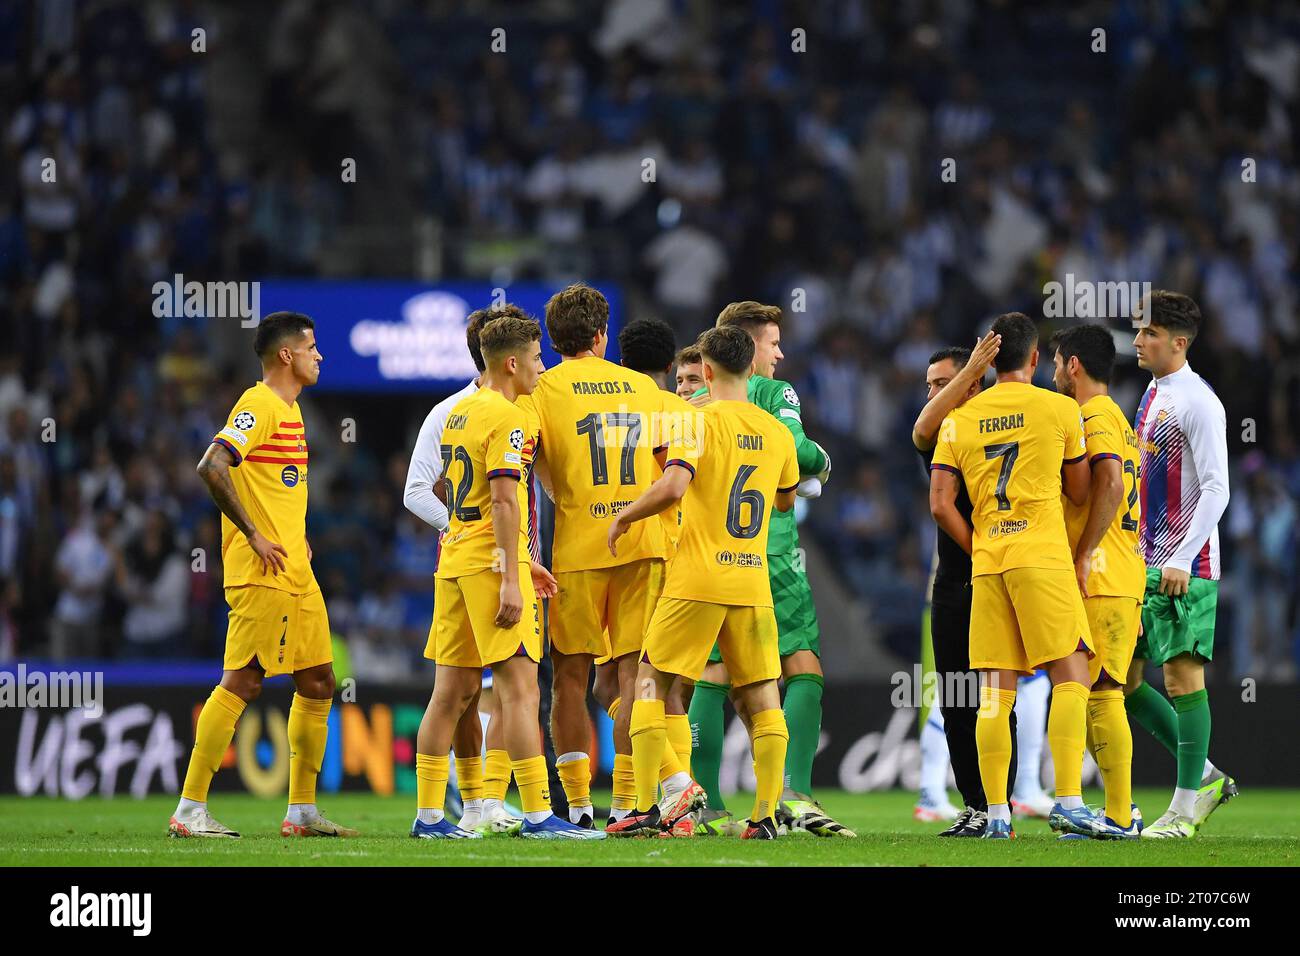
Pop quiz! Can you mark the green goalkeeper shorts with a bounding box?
[1135,566,1219,665]
[707,549,820,665]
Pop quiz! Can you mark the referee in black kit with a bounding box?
[912,332,1016,836]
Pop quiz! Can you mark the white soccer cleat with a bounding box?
[168,806,240,839]
[281,813,359,837]
[1141,810,1197,839]
[1011,792,1056,819]
[913,789,961,822]
[474,804,523,836]
[1192,771,1239,828]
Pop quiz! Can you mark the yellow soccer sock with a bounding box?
[1088,688,1133,827]
[181,685,246,802]
[658,733,684,783]
[666,714,693,777]
[1048,681,1090,800]
[630,699,667,812]
[749,709,789,824]
[512,755,551,815]
[556,753,592,809]
[416,753,450,813]
[611,753,637,811]
[287,693,332,806]
[483,749,511,803]
[976,685,1017,807]
[455,755,484,803]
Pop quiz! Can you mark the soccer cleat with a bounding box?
[606,806,662,838]
[1141,810,1197,839]
[519,814,607,840]
[741,817,779,840]
[659,779,707,828]
[1103,815,1142,840]
[571,809,595,830]
[168,807,239,839]
[410,817,480,839]
[1192,772,1238,828]
[914,797,962,823]
[982,818,1016,839]
[657,814,697,838]
[938,807,974,836]
[281,813,359,837]
[695,808,745,836]
[785,791,857,837]
[475,804,523,836]
[1011,792,1056,819]
[1048,802,1121,839]
[956,810,989,837]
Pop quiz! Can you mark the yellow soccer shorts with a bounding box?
[427,564,542,668]
[552,558,665,660]
[970,568,1093,674]
[641,596,780,687]
[1084,595,1142,684]
[224,585,332,678]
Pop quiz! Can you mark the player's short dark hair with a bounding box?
[675,344,702,367]
[716,301,782,336]
[618,317,677,374]
[1145,290,1201,343]
[1049,324,1116,383]
[545,283,608,356]
[989,312,1039,373]
[466,303,530,372]
[697,325,754,376]
[254,311,314,361]
[928,346,972,371]
[479,315,542,365]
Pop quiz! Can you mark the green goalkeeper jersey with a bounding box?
[693,375,828,555]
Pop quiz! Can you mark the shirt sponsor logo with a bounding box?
[590,502,609,518]
[716,550,763,568]
[281,464,300,487]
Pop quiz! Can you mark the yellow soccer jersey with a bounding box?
[436,387,536,579]
[530,356,671,572]
[660,400,799,607]
[932,381,1085,577]
[211,382,318,593]
[657,390,698,554]
[1063,394,1146,600]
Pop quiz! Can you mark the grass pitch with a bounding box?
[2,788,1295,867]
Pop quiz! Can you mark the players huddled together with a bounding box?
[168,285,1237,844]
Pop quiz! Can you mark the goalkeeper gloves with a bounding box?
[796,477,823,499]
[812,440,831,484]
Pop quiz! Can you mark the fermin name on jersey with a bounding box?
[737,433,764,450]
[571,380,635,395]
[979,413,1025,433]
[446,412,469,430]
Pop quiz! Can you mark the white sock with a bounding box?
[175,797,205,818]
[417,808,444,825]
[1058,795,1084,810]
[1012,674,1049,800]
[285,803,318,825]
[919,712,950,802]
[555,751,587,766]
[458,799,484,828]
[662,771,691,794]
[1171,787,1197,818]
[568,804,593,824]
[482,798,503,818]
[524,809,552,825]
[609,807,631,822]
[988,803,1011,824]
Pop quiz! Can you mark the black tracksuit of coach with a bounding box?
[920,445,1016,812]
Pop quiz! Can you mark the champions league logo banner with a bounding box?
[256,281,623,393]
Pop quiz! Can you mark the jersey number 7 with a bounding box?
[983,441,1020,512]
[577,413,642,486]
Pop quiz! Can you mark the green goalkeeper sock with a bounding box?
[1124,681,1179,757]
[1171,689,1211,792]
[782,673,824,795]
[688,680,729,812]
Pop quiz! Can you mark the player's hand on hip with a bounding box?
[530,560,558,599]
[496,580,523,628]
[1158,566,1190,597]
[607,516,627,556]
[247,530,288,576]
[1074,553,1091,598]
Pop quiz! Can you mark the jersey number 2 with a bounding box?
[439,444,482,521]
[983,441,1020,512]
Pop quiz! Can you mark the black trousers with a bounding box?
[931,581,1017,811]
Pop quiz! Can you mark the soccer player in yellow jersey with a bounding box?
[526,285,702,831]
[170,311,356,839]
[930,312,1113,840]
[1050,324,1147,838]
[606,326,800,839]
[411,314,602,840]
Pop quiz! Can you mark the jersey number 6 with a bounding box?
[726,464,765,539]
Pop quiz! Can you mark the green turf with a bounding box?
[1,788,1295,867]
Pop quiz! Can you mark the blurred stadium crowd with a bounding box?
[1,0,1298,681]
